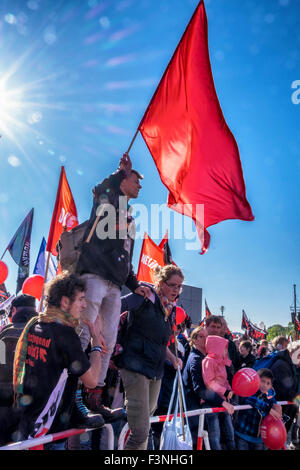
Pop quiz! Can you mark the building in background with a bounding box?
[177,284,202,326]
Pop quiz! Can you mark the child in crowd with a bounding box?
[234,368,282,450]
[202,335,236,450]
[256,346,269,359]
[238,340,256,369]
[256,340,270,359]
[271,336,289,352]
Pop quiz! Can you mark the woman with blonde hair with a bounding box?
[116,264,184,450]
[189,325,207,353]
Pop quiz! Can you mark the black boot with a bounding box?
[84,386,126,423]
[71,389,105,429]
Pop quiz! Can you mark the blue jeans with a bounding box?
[236,435,264,450]
[205,412,236,450]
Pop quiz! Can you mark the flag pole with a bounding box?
[85,127,140,244]
[126,127,140,155]
[85,205,107,244]
[39,251,51,313]
[40,167,64,313]
[174,334,186,440]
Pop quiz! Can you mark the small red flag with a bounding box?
[158,230,177,266]
[46,167,78,256]
[205,299,212,318]
[158,231,169,250]
[137,233,165,285]
[139,1,254,253]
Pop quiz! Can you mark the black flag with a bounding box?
[241,310,267,341]
[159,231,174,265]
[205,299,212,318]
[241,310,250,330]
[2,208,34,293]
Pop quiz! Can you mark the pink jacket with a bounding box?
[202,335,232,399]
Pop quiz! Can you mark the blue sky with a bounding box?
[0,0,299,332]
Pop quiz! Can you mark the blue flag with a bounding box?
[34,237,57,282]
[3,208,34,293]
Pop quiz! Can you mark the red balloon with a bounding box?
[0,260,8,284]
[261,414,287,450]
[175,306,187,325]
[232,367,260,397]
[22,275,44,300]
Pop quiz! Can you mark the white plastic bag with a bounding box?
[160,368,193,450]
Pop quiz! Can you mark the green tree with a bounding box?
[266,322,295,341]
[266,324,286,341]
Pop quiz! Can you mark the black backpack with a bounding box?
[56,220,89,273]
[0,324,23,405]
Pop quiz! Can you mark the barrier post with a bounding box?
[196,414,204,450]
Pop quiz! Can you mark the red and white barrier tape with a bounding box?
[118,401,293,450]
[0,424,114,451]
[0,401,293,451]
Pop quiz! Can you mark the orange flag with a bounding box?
[46,167,78,256]
[137,233,165,285]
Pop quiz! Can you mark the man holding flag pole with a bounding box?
[75,153,151,422]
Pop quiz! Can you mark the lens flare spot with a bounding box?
[8,155,21,167]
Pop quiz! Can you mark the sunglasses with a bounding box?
[164,281,183,291]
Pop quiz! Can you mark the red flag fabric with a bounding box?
[137,233,165,285]
[158,230,177,266]
[158,231,168,250]
[46,167,78,256]
[139,1,254,253]
[198,299,211,327]
[205,299,212,318]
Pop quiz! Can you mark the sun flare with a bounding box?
[0,81,25,139]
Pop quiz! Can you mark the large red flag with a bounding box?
[139,1,254,253]
[137,233,165,285]
[46,167,78,256]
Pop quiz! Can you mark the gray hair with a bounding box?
[287,340,300,355]
[287,340,300,366]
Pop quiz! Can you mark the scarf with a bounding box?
[156,289,176,322]
[13,305,79,399]
[39,305,80,330]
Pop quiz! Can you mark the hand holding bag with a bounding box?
[160,367,193,450]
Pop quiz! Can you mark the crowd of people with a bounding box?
[182,317,300,450]
[0,153,300,451]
